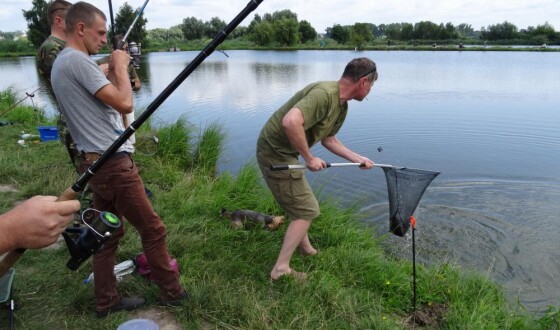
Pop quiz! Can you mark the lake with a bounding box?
[1,49,559,313]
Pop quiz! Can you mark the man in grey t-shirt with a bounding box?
[51,2,187,318]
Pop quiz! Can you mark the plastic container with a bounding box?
[37,126,59,142]
[117,319,159,330]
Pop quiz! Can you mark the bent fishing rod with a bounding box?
[0,0,264,277]
[109,0,150,49]
[119,0,150,49]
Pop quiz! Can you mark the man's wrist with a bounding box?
[0,214,17,251]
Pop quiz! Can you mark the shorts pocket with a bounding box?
[289,171,307,197]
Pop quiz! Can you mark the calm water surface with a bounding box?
[1,50,559,313]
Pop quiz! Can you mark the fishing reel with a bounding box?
[128,41,141,70]
[62,208,122,271]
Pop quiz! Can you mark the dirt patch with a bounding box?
[0,184,18,193]
[405,303,447,328]
[125,307,183,330]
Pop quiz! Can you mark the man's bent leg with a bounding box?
[271,218,311,280]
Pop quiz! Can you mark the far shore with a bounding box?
[1,43,558,58]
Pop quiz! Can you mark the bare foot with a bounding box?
[270,268,307,282]
[299,247,319,256]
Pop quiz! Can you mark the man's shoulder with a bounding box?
[38,36,65,54]
[302,81,338,98]
[56,47,88,63]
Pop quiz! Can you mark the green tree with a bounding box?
[376,24,388,38]
[330,24,350,44]
[181,17,205,40]
[114,2,148,47]
[230,26,248,39]
[413,21,440,40]
[481,21,518,40]
[530,22,557,42]
[438,22,457,39]
[247,13,262,35]
[273,17,299,46]
[401,23,414,40]
[351,23,373,49]
[298,20,317,43]
[249,21,274,46]
[271,9,298,22]
[456,23,475,37]
[385,23,402,40]
[147,26,183,43]
[22,0,50,48]
[204,17,227,38]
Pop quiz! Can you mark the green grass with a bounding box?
[1,91,559,329]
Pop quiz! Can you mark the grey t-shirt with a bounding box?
[51,47,133,154]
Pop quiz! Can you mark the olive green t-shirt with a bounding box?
[257,81,348,159]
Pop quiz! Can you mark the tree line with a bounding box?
[10,1,560,52]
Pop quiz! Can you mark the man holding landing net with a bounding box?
[256,57,378,281]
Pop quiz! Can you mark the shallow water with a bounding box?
[1,50,559,312]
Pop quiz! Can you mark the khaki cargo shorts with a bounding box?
[257,151,320,221]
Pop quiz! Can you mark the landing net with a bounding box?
[382,167,440,236]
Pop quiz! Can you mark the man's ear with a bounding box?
[77,22,86,36]
[55,15,64,27]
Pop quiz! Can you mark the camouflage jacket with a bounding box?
[36,35,66,97]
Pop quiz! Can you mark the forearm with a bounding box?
[322,136,361,162]
[111,64,133,106]
[0,212,18,253]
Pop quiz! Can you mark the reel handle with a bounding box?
[0,249,25,277]
[56,187,79,202]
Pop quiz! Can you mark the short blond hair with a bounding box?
[65,1,106,33]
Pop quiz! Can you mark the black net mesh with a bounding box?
[382,167,440,237]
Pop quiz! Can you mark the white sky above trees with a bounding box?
[1,0,558,33]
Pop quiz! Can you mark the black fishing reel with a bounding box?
[62,208,122,271]
[128,41,141,70]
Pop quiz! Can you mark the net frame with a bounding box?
[382,167,440,236]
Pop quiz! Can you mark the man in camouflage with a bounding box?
[36,0,78,169]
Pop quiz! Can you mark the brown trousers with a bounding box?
[79,154,183,311]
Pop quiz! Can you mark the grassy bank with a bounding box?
[1,89,558,329]
[1,38,558,58]
[145,38,560,53]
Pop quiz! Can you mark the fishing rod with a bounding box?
[118,0,150,49]
[270,162,399,171]
[108,0,117,49]
[0,87,41,118]
[0,0,265,277]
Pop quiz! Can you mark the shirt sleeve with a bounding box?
[69,55,110,96]
[295,88,331,130]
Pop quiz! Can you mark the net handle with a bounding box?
[270,162,398,171]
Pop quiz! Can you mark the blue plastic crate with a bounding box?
[37,126,59,142]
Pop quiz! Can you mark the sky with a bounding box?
[1,0,559,34]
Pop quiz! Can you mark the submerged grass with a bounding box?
[1,93,559,329]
